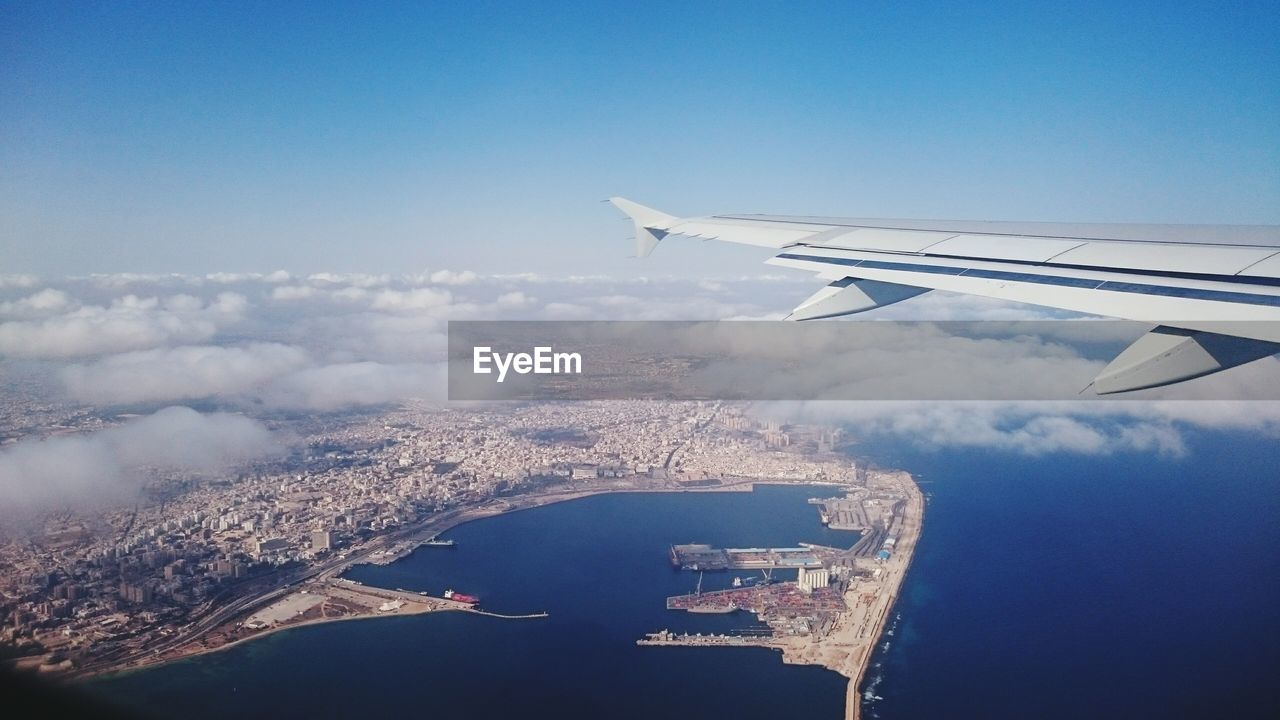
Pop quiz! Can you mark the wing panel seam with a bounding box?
[1236,250,1280,277]
[775,252,1280,307]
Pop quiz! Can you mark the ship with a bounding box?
[442,589,479,604]
[422,535,456,548]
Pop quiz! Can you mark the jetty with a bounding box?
[640,469,924,720]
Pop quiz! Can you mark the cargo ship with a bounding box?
[443,589,479,605]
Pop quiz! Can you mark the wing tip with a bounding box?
[609,197,676,258]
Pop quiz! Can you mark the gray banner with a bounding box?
[447,321,1280,401]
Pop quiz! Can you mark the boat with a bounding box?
[443,589,479,604]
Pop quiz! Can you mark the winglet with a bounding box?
[609,197,676,258]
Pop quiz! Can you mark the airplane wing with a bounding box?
[609,197,1280,394]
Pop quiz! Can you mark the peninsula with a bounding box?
[640,468,924,720]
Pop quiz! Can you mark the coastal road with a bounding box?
[81,505,487,675]
[82,469,735,677]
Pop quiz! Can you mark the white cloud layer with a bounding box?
[1,270,1276,458]
[62,343,311,405]
[370,287,453,312]
[0,288,75,319]
[0,407,279,516]
[764,399,1280,457]
[0,274,41,289]
[0,292,247,358]
[260,362,446,410]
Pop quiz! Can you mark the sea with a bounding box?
[90,429,1280,719]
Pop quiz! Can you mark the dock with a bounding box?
[810,494,870,531]
[669,544,825,571]
[637,629,782,650]
[666,582,846,619]
[645,469,925,720]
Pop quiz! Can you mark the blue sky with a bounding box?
[2,1,1278,276]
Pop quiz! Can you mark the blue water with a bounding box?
[91,486,852,719]
[861,429,1280,719]
[90,431,1280,719]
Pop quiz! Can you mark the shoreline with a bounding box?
[92,602,452,680]
[635,471,924,720]
[847,473,923,719]
[774,471,923,720]
[70,477,840,680]
[92,592,548,682]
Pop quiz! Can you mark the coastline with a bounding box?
[770,471,923,720]
[92,585,548,682]
[636,471,924,720]
[847,472,923,719]
[76,471,921,720]
[71,476,820,680]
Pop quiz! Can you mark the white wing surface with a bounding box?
[609,197,1280,393]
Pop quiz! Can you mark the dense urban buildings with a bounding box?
[0,399,857,676]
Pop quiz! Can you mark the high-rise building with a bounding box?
[311,531,333,552]
[118,581,153,604]
[253,537,291,557]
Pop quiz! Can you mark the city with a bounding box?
[0,399,866,679]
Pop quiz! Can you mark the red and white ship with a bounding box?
[442,589,479,605]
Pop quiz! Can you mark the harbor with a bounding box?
[669,544,828,571]
[364,534,457,565]
[155,578,547,662]
[641,468,924,720]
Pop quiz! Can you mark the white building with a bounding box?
[796,566,830,593]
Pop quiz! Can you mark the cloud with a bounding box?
[0,407,279,517]
[370,287,453,311]
[205,272,257,284]
[760,398,1280,457]
[0,292,248,358]
[542,302,594,319]
[333,286,371,302]
[62,343,311,405]
[306,272,390,287]
[271,285,318,301]
[260,362,446,410]
[0,289,75,319]
[88,272,195,288]
[496,291,535,308]
[0,274,41,289]
[9,271,1279,458]
[429,269,479,285]
[286,311,447,363]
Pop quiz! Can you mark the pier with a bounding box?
[465,609,549,620]
[666,582,846,617]
[645,469,924,720]
[637,629,782,650]
[810,494,870,531]
[669,544,825,571]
